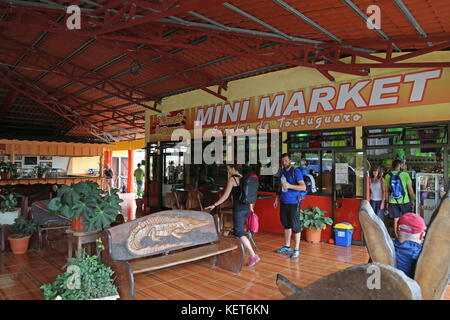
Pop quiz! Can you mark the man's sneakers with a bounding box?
[275,246,292,253]
[247,254,261,267]
[275,246,300,259]
[289,248,300,259]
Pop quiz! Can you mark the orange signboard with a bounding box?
[149,68,450,141]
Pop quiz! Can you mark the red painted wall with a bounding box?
[254,193,362,241]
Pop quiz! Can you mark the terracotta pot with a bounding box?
[72,216,85,232]
[305,227,322,243]
[8,235,31,255]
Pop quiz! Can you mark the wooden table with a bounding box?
[66,229,100,258]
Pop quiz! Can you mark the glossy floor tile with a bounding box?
[0,193,448,300]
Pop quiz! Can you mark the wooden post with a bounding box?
[99,152,105,190]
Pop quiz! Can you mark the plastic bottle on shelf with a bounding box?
[281,175,287,192]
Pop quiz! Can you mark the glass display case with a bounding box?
[416,173,445,224]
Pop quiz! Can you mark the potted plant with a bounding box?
[41,240,119,300]
[300,206,333,243]
[48,181,123,232]
[9,162,18,179]
[8,216,37,254]
[0,193,20,225]
[35,165,50,179]
[0,162,16,180]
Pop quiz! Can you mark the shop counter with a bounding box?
[0,176,104,187]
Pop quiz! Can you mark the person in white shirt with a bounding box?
[369,166,386,222]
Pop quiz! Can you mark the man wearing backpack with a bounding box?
[274,153,306,259]
[384,159,416,237]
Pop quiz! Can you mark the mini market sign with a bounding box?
[149,68,449,141]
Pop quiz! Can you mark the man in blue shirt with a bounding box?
[274,153,306,259]
[394,213,426,278]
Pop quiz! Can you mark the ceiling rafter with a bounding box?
[97,39,229,101]
[342,0,401,52]
[0,88,18,120]
[0,65,93,129]
[392,0,432,46]
[273,0,341,42]
[0,36,161,111]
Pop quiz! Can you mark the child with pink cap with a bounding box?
[394,213,427,278]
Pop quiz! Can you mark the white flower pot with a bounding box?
[0,209,21,225]
[91,294,120,300]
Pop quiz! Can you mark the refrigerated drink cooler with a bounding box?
[415,173,445,225]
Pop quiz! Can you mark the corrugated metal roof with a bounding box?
[0,0,449,142]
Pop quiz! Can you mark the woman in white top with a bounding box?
[370,166,386,222]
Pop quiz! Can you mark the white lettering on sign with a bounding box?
[283,90,307,116]
[196,106,214,126]
[240,99,250,120]
[213,104,222,124]
[309,86,336,113]
[258,94,285,119]
[336,80,371,109]
[192,69,442,127]
[222,101,240,123]
[403,69,442,102]
[369,76,402,106]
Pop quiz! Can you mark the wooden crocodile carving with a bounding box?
[126,215,210,256]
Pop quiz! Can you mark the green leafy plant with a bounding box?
[300,206,333,231]
[41,240,117,300]
[10,216,37,238]
[0,193,18,212]
[48,181,123,231]
[0,162,17,178]
[35,165,50,177]
[0,161,8,173]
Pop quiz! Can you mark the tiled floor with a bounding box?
[0,193,449,300]
[1,229,449,300]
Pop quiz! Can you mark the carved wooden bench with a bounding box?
[101,210,244,300]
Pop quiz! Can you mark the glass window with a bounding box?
[287,129,355,149]
[181,133,281,192]
[288,150,332,196]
